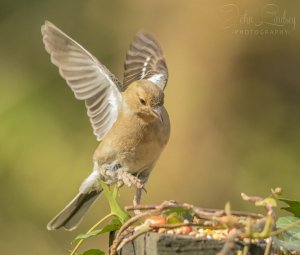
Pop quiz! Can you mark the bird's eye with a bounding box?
[139,98,146,105]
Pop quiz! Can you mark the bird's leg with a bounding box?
[132,169,151,214]
[133,187,143,214]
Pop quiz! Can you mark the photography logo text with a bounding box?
[221,4,296,36]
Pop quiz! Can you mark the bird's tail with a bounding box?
[47,189,102,231]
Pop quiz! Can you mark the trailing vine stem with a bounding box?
[70,213,114,255]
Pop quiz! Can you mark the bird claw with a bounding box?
[117,170,143,189]
[100,167,115,178]
[100,164,143,189]
[116,181,124,188]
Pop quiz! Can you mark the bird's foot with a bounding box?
[116,181,124,188]
[117,170,143,189]
[99,164,142,189]
[99,163,120,184]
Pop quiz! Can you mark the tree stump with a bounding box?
[118,232,265,255]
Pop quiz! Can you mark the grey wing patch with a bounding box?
[41,21,122,141]
[123,32,168,90]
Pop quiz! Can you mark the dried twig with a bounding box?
[110,212,152,254]
[216,228,244,255]
[116,226,152,251]
[110,226,135,255]
[126,203,263,219]
[110,199,270,255]
[264,237,272,255]
[150,222,216,229]
[110,201,177,254]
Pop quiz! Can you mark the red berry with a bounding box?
[145,215,167,226]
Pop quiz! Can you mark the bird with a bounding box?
[41,21,170,231]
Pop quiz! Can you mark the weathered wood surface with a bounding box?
[118,232,265,255]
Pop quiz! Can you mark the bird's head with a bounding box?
[123,80,165,123]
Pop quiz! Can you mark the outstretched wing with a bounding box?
[41,21,122,141]
[123,32,168,91]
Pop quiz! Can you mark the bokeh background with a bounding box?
[1,0,299,254]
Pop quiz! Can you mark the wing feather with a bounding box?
[41,21,122,141]
[123,32,168,90]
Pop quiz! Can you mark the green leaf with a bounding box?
[99,180,130,224]
[275,216,300,252]
[279,198,300,218]
[273,237,300,252]
[162,208,194,222]
[255,198,277,207]
[79,249,105,255]
[73,218,122,242]
[166,213,184,224]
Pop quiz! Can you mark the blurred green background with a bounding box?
[1,0,299,254]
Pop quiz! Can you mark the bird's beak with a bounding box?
[152,106,163,123]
